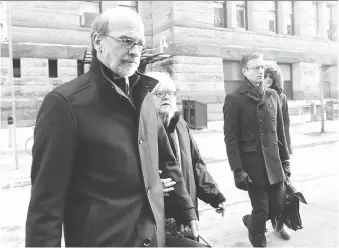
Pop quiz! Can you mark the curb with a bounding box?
[1,178,31,190]
[1,139,338,190]
[202,139,339,164]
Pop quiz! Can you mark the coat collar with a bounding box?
[238,80,252,94]
[239,80,272,105]
[88,55,159,109]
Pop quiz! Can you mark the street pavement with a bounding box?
[0,118,338,247]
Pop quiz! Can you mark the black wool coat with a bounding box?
[223,81,290,186]
[25,56,196,247]
[164,117,226,225]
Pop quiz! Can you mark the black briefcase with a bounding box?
[165,232,212,247]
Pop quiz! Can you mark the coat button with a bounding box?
[271,117,275,121]
[146,187,151,194]
[274,144,278,148]
[139,138,143,144]
[260,119,263,122]
[143,238,151,247]
[260,133,264,136]
[262,145,265,148]
[272,130,276,134]
[269,104,272,108]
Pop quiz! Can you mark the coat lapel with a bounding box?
[258,89,272,106]
[239,81,272,105]
[239,82,261,103]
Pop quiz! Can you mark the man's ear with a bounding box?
[241,68,247,76]
[93,33,103,52]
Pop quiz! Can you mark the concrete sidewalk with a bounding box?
[0,118,338,190]
[191,118,339,164]
[0,133,338,247]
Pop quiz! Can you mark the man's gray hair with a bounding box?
[240,52,263,69]
[90,14,110,56]
[89,7,143,56]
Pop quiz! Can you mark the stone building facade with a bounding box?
[0,1,338,126]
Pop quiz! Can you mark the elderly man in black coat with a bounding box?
[25,7,198,247]
[223,53,292,247]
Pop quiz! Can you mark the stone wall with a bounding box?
[0,57,78,127]
[152,1,338,103]
[1,1,338,125]
[293,62,321,100]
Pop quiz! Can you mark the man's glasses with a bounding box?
[105,35,147,52]
[153,91,176,98]
[245,65,266,72]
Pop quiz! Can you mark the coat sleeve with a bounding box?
[188,127,226,208]
[223,94,243,171]
[281,95,293,154]
[157,116,198,223]
[276,94,290,163]
[26,92,77,247]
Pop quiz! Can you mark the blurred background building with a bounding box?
[0,1,338,126]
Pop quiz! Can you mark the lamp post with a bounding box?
[319,81,325,133]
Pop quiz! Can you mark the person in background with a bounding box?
[264,64,292,155]
[25,8,198,247]
[223,53,292,247]
[146,71,226,240]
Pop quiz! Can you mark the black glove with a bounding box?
[233,168,252,191]
[282,160,296,193]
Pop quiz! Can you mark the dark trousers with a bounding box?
[247,182,285,247]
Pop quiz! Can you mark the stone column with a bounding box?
[292,62,321,100]
[277,1,286,35]
[317,1,327,39]
[226,1,235,29]
[293,1,301,36]
[246,1,255,31]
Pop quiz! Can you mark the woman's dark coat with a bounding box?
[25,56,197,247]
[164,117,226,224]
[265,64,292,154]
[223,81,290,186]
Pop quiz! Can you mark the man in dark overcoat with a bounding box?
[25,8,198,247]
[223,53,292,247]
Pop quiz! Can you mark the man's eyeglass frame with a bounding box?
[245,65,266,72]
[153,91,176,99]
[105,35,147,52]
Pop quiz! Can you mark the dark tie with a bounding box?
[115,79,130,98]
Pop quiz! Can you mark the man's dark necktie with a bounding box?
[115,78,130,98]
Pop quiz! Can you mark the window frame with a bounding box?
[118,1,138,12]
[48,59,58,78]
[213,1,227,28]
[13,58,21,78]
[77,60,84,77]
[267,1,277,33]
[79,1,100,28]
[236,1,247,30]
[285,1,294,36]
[277,63,293,100]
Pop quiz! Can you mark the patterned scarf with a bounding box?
[244,77,265,98]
